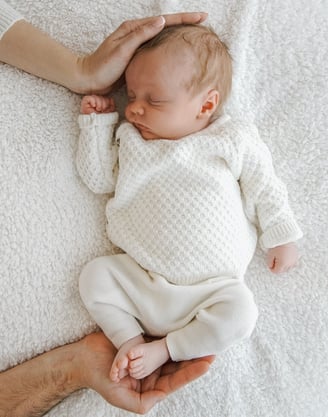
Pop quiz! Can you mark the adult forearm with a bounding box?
[0,343,82,417]
[0,19,84,93]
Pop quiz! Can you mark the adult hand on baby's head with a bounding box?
[80,95,115,115]
[78,12,208,95]
[266,243,299,274]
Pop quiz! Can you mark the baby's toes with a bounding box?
[129,363,146,379]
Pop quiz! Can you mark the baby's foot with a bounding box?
[110,335,144,382]
[128,338,170,380]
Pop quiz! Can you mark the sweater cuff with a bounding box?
[260,220,303,249]
[78,112,119,128]
[0,1,24,40]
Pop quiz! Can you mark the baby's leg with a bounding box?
[128,338,170,380]
[166,279,258,361]
[110,334,145,382]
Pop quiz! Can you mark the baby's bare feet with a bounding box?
[128,338,170,379]
[110,335,144,382]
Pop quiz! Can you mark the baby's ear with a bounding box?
[198,89,219,118]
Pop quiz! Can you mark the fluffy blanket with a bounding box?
[1,1,327,416]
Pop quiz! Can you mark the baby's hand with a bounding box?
[266,243,299,274]
[80,95,115,114]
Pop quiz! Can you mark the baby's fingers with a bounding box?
[269,257,295,274]
[101,97,116,113]
[81,95,97,114]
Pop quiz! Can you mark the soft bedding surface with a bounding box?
[1,1,327,416]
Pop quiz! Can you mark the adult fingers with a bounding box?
[163,11,208,26]
[111,12,206,62]
[111,11,208,45]
[112,12,207,40]
[163,357,214,391]
[111,16,165,42]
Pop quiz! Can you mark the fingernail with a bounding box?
[153,16,165,27]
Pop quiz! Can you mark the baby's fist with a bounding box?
[80,95,115,114]
[267,243,299,274]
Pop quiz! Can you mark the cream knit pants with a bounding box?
[79,254,258,361]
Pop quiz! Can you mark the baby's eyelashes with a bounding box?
[149,98,165,105]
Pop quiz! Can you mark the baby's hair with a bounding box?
[135,24,232,114]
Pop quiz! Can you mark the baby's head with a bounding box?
[124,24,232,140]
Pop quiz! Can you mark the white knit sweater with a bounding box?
[77,113,302,284]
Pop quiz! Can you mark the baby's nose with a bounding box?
[128,101,145,116]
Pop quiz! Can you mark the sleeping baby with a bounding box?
[76,24,303,383]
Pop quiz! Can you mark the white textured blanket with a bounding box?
[1,1,327,416]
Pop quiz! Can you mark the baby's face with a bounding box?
[125,47,208,140]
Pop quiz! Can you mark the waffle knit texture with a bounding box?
[77,113,302,285]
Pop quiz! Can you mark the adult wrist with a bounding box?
[0,340,85,417]
[73,54,107,95]
[73,54,118,95]
[69,54,91,94]
[56,339,87,392]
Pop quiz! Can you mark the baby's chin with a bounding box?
[139,128,182,141]
[133,123,180,141]
[138,128,161,141]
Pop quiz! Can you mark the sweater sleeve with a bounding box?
[0,0,24,40]
[76,112,119,194]
[235,124,303,249]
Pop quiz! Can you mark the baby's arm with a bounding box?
[266,242,299,274]
[234,124,302,273]
[76,96,119,194]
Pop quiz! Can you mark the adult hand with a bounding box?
[0,8,206,94]
[78,332,215,414]
[77,12,208,95]
[0,331,213,417]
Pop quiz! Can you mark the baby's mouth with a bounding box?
[134,122,150,132]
